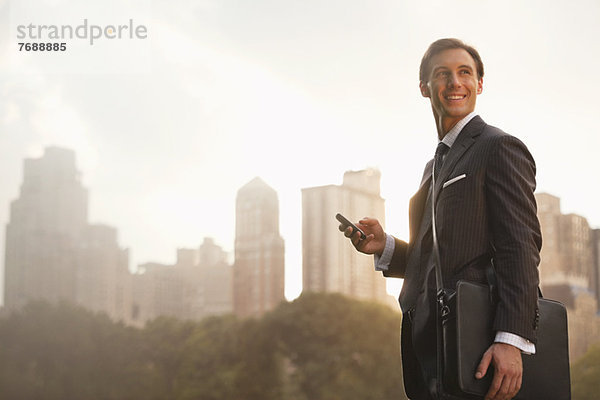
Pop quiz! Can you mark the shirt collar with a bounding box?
[440,112,477,148]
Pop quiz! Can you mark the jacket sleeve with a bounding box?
[382,237,409,278]
[486,135,542,343]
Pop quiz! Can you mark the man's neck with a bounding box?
[436,116,461,140]
[435,112,477,141]
[435,112,478,149]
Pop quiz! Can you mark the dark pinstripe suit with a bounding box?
[383,116,542,399]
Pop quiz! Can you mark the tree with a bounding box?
[571,344,600,400]
[176,315,244,400]
[266,292,406,400]
[0,301,148,400]
[141,316,196,399]
[0,294,407,400]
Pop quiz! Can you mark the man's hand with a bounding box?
[475,342,523,400]
[338,217,386,256]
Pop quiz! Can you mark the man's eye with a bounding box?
[437,71,449,78]
[460,70,472,75]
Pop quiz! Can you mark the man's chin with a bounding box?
[446,107,474,119]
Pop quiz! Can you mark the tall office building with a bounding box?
[302,169,388,304]
[536,193,563,286]
[5,147,88,309]
[562,213,594,287]
[233,178,285,318]
[4,147,132,323]
[536,193,594,289]
[535,192,600,360]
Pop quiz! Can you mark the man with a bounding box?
[340,39,541,400]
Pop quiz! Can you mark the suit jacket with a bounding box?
[383,116,542,398]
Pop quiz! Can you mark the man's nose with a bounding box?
[447,73,462,87]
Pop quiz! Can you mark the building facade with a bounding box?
[4,147,132,323]
[302,169,388,304]
[535,192,600,360]
[233,177,285,318]
[5,147,88,309]
[198,238,234,316]
[131,238,233,325]
[77,224,131,322]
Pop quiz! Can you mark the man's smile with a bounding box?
[445,94,467,100]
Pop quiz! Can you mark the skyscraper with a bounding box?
[4,147,132,323]
[302,169,388,304]
[5,147,88,308]
[536,193,594,288]
[535,192,600,360]
[233,177,285,317]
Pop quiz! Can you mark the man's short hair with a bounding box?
[419,38,484,82]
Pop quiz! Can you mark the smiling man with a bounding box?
[340,39,541,400]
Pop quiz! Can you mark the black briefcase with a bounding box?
[429,158,571,400]
[440,281,571,400]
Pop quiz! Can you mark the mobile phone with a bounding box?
[335,213,367,240]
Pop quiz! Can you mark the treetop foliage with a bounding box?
[0,293,407,400]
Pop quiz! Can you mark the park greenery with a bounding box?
[0,293,405,400]
[571,343,600,400]
[1,292,597,399]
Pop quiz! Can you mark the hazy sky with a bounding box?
[1,0,599,303]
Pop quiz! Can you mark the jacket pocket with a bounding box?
[442,174,467,189]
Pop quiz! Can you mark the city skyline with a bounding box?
[4,147,599,362]
[3,145,599,308]
[2,0,600,304]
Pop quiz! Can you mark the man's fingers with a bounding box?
[514,372,523,397]
[485,361,521,399]
[339,223,367,249]
[484,371,504,400]
[508,375,520,399]
[351,230,368,246]
[358,217,378,226]
[337,217,384,255]
[355,234,374,251]
[505,367,522,399]
[479,343,523,400]
[475,350,492,379]
[343,226,354,237]
[343,227,362,246]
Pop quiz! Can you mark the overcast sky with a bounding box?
[1,0,599,303]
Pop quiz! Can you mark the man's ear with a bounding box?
[420,80,430,98]
[476,77,483,95]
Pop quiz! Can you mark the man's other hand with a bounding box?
[475,342,523,400]
[338,217,386,256]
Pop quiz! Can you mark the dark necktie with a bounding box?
[434,142,449,181]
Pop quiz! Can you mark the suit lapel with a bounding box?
[409,160,433,243]
[433,116,486,204]
[419,160,434,192]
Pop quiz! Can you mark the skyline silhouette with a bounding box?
[2,145,598,308]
